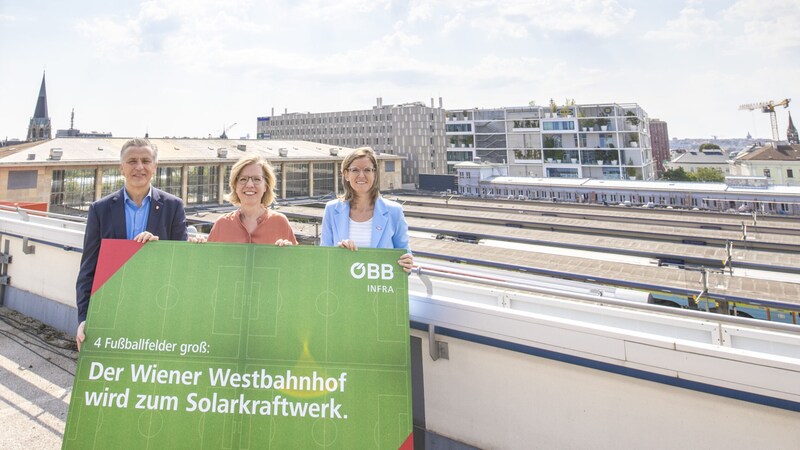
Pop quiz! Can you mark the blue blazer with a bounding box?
[75,187,188,323]
[321,196,410,252]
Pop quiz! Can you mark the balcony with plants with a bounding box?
[578,117,597,132]
[626,133,640,148]
[624,111,641,131]
[621,151,643,166]
[624,159,641,180]
[513,148,542,162]
[581,149,618,165]
[595,116,612,131]
[542,135,580,164]
[448,135,475,148]
[512,119,540,131]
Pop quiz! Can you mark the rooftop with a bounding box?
[736,143,800,161]
[0,138,403,166]
[0,307,77,450]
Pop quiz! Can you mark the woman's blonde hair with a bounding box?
[225,155,276,207]
[341,147,380,204]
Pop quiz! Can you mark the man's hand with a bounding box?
[76,321,86,351]
[133,231,159,243]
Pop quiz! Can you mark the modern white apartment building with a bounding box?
[257,98,448,186]
[446,103,655,181]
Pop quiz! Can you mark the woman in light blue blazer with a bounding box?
[321,147,414,272]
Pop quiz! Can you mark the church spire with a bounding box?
[27,71,52,141]
[788,111,799,145]
[33,72,48,119]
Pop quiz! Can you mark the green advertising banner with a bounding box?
[63,240,413,449]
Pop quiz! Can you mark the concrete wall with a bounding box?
[412,326,800,449]
[1,234,81,333]
[0,167,53,204]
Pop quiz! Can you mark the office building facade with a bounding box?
[446,103,655,181]
[257,98,448,186]
[649,119,670,177]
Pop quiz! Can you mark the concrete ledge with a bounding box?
[4,287,77,336]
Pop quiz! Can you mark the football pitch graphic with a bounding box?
[64,240,413,449]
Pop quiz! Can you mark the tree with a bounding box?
[692,167,725,182]
[662,167,725,182]
[661,167,692,181]
[698,143,721,151]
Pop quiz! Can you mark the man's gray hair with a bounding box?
[120,138,158,162]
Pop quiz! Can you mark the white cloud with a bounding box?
[76,17,142,60]
[407,0,433,24]
[723,0,800,52]
[644,4,721,47]
[440,13,466,35]
[469,0,635,38]
[513,0,636,37]
[4,1,796,139]
[646,0,800,54]
[75,0,266,63]
[293,0,390,19]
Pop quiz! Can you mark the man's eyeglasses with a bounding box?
[346,167,376,176]
[237,176,264,185]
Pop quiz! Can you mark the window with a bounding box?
[272,164,282,197]
[384,161,395,172]
[764,169,771,178]
[100,168,124,197]
[446,123,472,132]
[50,168,95,209]
[788,169,794,178]
[284,163,309,198]
[7,170,37,189]
[512,119,540,129]
[546,167,579,178]
[186,165,220,205]
[312,162,334,196]
[542,121,576,131]
[154,166,182,197]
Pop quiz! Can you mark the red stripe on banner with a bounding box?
[399,433,414,450]
[91,239,143,295]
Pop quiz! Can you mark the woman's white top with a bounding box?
[349,218,373,248]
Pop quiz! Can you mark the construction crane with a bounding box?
[220,122,237,139]
[738,98,791,141]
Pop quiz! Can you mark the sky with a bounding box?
[1,0,798,141]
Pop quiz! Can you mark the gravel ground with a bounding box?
[0,307,77,450]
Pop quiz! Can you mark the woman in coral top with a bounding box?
[207,155,296,246]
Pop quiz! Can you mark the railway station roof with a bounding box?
[0,138,402,167]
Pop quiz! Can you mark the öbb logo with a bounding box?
[350,263,394,280]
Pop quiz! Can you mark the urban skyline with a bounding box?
[1,0,797,141]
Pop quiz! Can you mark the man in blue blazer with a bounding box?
[75,138,188,350]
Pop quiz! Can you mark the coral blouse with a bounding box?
[207,209,297,245]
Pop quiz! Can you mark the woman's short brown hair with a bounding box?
[341,147,380,204]
[225,155,276,207]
